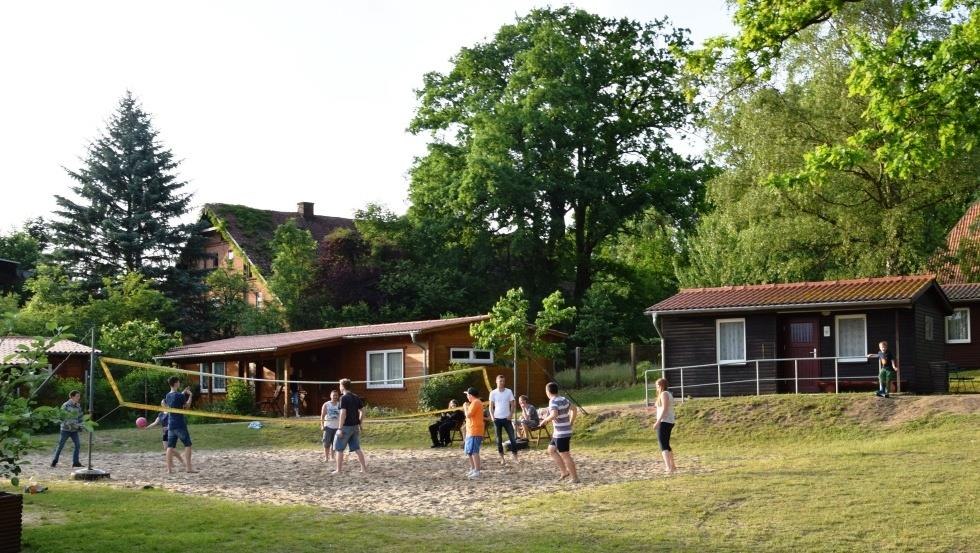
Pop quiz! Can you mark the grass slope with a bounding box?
[12,394,979,552]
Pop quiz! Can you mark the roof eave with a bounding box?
[645,298,914,316]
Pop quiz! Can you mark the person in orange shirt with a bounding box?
[462,386,484,479]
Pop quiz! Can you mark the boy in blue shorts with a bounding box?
[164,376,196,474]
[462,387,484,479]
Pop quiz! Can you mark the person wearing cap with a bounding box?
[462,386,484,479]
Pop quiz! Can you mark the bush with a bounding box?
[418,365,481,412]
[118,369,176,418]
[224,379,255,415]
[187,400,235,425]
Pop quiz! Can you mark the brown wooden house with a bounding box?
[198,202,354,306]
[157,315,564,413]
[0,336,98,381]
[645,275,953,397]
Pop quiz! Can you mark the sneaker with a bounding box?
[883,393,890,398]
[72,462,83,468]
[467,470,480,479]
[50,461,57,468]
[430,444,441,448]
[874,391,884,397]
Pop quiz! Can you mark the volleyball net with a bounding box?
[99,356,494,424]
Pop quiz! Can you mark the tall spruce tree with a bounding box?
[52,92,193,292]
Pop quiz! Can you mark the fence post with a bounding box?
[630,343,637,385]
[644,370,649,406]
[755,360,760,396]
[574,347,581,388]
[834,358,839,394]
[794,359,799,395]
[717,364,722,398]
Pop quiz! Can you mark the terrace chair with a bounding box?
[258,384,284,416]
[447,419,493,444]
[525,424,551,447]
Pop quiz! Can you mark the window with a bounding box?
[925,316,934,341]
[835,314,867,362]
[716,318,746,364]
[255,292,263,307]
[946,307,971,344]
[199,362,227,393]
[243,263,252,279]
[212,362,226,392]
[199,362,208,392]
[226,250,235,261]
[366,350,404,389]
[449,348,494,364]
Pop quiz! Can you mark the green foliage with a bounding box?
[224,379,255,416]
[117,369,176,415]
[417,366,480,412]
[570,283,630,356]
[205,262,285,338]
[679,2,978,285]
[268,219,319,330]
[472,287,575,366]
[0,329,92,486]
[410,7,706,304]
[0,226,42,296]
[689,0,980,246]
[100,320,182,364]
[51,91,194,292]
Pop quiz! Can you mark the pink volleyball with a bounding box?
[135,417,148,428]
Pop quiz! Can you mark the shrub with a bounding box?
[418,365,481,412]
[224,379,255,415]
[187,400,235,425]
[118,369,176,417]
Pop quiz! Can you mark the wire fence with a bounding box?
[554,343,661,387]
[642,355,883,406]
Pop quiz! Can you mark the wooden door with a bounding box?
[781,317,820,392]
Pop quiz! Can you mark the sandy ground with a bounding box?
[25,447,692,519]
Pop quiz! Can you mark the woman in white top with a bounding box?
[653,377,677,474]
[320,389,341,461]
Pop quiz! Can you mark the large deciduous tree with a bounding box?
[268,219,319,330]
[410,7,705,304]
[678,0,979,286]
[52,92,194,291]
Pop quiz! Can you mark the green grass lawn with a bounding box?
[11,394,979,552]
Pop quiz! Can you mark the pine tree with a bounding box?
[52,92,193,292]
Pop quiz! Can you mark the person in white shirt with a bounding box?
[488,374,519,464]
[652,377,677,474]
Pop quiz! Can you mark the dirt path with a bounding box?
[26,447,695,519]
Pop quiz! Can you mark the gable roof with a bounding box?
[158,315,492,360]
[646,275,951,315]
[204,203,354,275]
[942,283,980,303]
[1,336,99,364]
[936,201,980,284]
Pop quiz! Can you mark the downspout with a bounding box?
[410,331,428,375]
[650,312,666,405]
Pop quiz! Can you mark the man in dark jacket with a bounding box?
[429,399,465,447]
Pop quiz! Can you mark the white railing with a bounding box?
[643,355,880,406]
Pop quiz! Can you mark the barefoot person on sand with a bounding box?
[652,377,677,475]
[164,376,197,474]
[332,378,367,475]
[320,389,341,462]
[538,382,579,483]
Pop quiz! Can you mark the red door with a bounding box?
[781,317,820,392]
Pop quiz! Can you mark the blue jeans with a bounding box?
[494,418,517,455]
[52,430,81,466]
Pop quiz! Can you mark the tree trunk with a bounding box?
[572,203,592,305]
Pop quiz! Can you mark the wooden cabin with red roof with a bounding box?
[157,315,563,413]
[645,275,953,397]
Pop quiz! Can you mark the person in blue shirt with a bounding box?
[142,400,187,470]
[164,376,196,474]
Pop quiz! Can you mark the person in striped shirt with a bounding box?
[538,381,579,483]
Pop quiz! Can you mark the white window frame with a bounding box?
[199,362,209,393]
[924,315,934,342]
[835,314,867,363]
[716,318,746,365]
[211,361,227,393]
[945,307,971,344]
[366,349,404,389]
[449,347,494,365]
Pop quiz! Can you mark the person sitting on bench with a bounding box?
[429,399,464,447]
[515,395,541,440]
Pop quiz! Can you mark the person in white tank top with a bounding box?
[653,377,677,474]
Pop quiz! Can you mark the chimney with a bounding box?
[297,202,314,219]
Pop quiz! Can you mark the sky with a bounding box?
[0,1,735,230]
